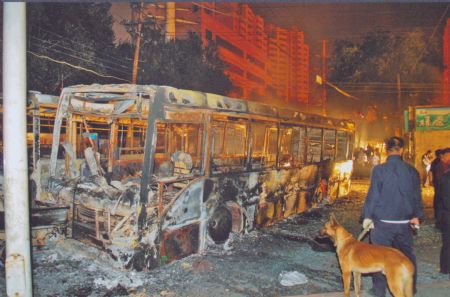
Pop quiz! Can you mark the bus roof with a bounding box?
[62,84,355,130]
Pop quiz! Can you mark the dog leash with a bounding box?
[356,223,419,241]
[357,225,371,241]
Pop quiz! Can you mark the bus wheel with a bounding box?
[208,205,232,244]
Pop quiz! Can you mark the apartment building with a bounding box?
[143,2,309,104]
[266,24,289,101]
[289,28,309,104]
[200,3,270,99]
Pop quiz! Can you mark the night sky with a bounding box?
[112,2,450,58]
[249,2,450,115]
[110,2,449,115]
[250,2,449,55]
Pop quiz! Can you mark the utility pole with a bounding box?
[397,73,402,136]
[321,39,327,116]
[165,2,176,42]
[396,73,402,111]
[3,3,33,296]
[131,2,144,84]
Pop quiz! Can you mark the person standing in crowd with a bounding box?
[370,148,381,168]
[366,144,374,160]
[362,137,423,297]
[430,149,444,228]
[422,150,433,186]
[403,148,413,164]
[354,147,368,179]
[439,148,450,277]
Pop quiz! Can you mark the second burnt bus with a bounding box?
[41,84,354,270]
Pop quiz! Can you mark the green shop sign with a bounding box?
[416,107,450,131]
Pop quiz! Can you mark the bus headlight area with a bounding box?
[21,83,355,271]
[333,160,353,177]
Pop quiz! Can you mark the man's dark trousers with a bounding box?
[370,221,416,297]
[440,214,450,274]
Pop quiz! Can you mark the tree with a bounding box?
[329,29,444,142]
[1,3,233,96]
[330,29,441,113]
[27,3,127,94]
[124,17,233,95]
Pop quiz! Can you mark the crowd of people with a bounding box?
[360,137,450,297]
[353,145,381,178]
[422,150,433,187]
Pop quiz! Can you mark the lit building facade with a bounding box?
[199,3,270,99]
[266,24,289,101]
[288,28,309,104]
[144,2,309,104]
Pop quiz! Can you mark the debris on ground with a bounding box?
[0,180,447,297]
[279,271,308,286]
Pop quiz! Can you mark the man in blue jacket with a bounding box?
[439,147,450,277]
[362,136,423,297]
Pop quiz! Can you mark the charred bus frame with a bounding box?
[0,92,68,246]
[41,84,354,270]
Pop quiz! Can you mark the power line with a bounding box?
[411,3,450,70]
[191,2,235,17]
[30,32,132,72]
[345,90,441,94]
[250,3,448,14]
[334,82,441,86]
[131,3,442,53]
[28,51,131,83]
[31,42,131,77]
[30,36,132,76]
[146,25,439,50]
[32,26,130,66]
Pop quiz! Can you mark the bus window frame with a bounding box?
[248,119,278,171]
[211,116,249,174]
[305,126,323,164]
[323,128,337,162]
[149,121,205,177]
[278,124,307,169]
[347,131,355,160]
[336,130,348,162]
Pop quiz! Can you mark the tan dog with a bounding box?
[319,214,414,297]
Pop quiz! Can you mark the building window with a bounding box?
[225,62,244,76]
[205,30,213,41]
[247,55,265,69]
[247,72,265,85]
[216,35,243,57]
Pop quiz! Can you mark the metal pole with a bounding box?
[138,87,165,229]
[166,2,176,41]
[131,1,144,84]
[321,39,327,116]
[3,3,33,297]
[397,73,403,136]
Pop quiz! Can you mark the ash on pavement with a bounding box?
[0,180,446,297]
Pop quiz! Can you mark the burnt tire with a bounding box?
[208,206,232,244]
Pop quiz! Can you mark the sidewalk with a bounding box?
[285,280,450,297]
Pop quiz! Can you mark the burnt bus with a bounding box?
[37,84,354,270]
[0,92,68,243]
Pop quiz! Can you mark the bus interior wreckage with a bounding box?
[29,84,355,270]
